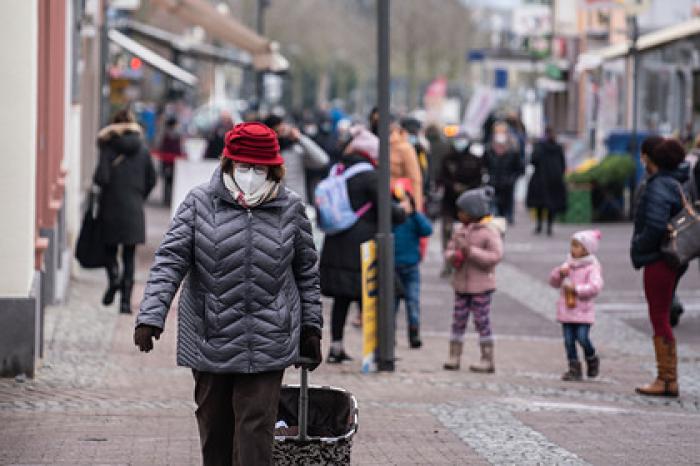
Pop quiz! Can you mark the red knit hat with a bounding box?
[222,122,284,166]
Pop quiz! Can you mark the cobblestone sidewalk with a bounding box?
[2,206,700,465]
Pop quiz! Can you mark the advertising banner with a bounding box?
[360,240,378,373]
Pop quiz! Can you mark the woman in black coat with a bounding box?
[94,110,156,314]
[526,127,568,236]
[485,122,523,224]
[631,139,687,398]
[438,137,485,274]
[320,130,407,363]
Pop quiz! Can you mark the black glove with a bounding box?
[134,324,162,353]
[296,326,322,371]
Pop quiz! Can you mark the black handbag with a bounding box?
[75,189,108,268]
[661,185,700,269]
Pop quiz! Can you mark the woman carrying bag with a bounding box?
[631,139,687,397]
[93,109,156,314]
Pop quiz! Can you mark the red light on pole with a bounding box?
[130,57,142,70]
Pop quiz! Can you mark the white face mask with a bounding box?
[234,165,268,194]
[494,133,508,145]
[453,138,469,153]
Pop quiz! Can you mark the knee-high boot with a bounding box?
[635,336,679,397]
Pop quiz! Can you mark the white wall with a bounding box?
[0,0,38,297]
[638,0,695,30]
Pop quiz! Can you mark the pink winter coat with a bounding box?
[549,255,604,324]
[445,219,504,294]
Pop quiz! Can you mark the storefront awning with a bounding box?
[118,19,252,67]
[151,0,289,72]
[108,29,198,86]
[575,17,700,72]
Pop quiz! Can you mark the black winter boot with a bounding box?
[102,265,121,306]
[409,326,422,348]
[586,354,600,378]
[562,360,583,381]
[120,279,133,314]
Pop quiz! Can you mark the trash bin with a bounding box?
[273,366,359,465]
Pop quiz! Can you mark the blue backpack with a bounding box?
[315,162,374,235]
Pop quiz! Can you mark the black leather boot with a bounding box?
[409,326,422,348]
[102,265,121,306]
[120,279,133,314]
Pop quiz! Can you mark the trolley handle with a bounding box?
[296,357,315,441]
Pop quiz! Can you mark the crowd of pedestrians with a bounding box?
[79,102,700,464]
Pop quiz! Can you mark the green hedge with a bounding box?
[566,154,635,188]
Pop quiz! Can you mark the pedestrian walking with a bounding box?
[370,108,425,212]
[203,112,234,159]
[156,116,184,205]
[631,139,687,397]
[485,122,523,224]
[401,117,431,196]
[438,135,485,275]
[94,109,156,314]
[443,187,504,373]
[134,122,323,465]
[549,230,603,381]
[392,178,433,348]
[526,127,568,236]
[263,114,329,203]
[390,121,424,212]
[319,127,407,363]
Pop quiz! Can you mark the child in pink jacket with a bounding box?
[549,229,604,381]
[443,187,504,373]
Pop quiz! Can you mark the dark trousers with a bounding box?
[161,161,174,206]
[104,244,136,282]
[494,186,514,224]
[193,370,284,466]
[535,207,554,233]
[331,296,358,342]
[562,323,595,361]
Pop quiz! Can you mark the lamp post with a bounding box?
[628,14,640,218]
[376,0,395,372]
[255,0,270,110]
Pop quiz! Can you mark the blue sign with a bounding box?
[495,69,508,89]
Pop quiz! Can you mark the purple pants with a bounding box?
[450,291,493,344]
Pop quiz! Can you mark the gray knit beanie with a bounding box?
[456,186,494,219]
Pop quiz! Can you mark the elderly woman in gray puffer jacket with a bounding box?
[133,122,323,466]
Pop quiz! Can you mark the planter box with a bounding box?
[559,185,592,224]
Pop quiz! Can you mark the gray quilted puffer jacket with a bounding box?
[136,167,322,373]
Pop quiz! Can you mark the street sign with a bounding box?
[361,240,378,373]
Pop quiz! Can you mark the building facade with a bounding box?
[0,0,103,377]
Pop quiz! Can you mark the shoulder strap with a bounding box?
[342,162,373,180]
[675,180,693,213]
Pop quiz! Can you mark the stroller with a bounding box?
[273,362,359,465]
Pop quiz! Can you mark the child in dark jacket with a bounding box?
[393,178,433,348]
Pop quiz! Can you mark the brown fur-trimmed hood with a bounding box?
[97,122,143,142]
[98,122,144,155]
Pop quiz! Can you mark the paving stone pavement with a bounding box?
[2,204,700,465]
